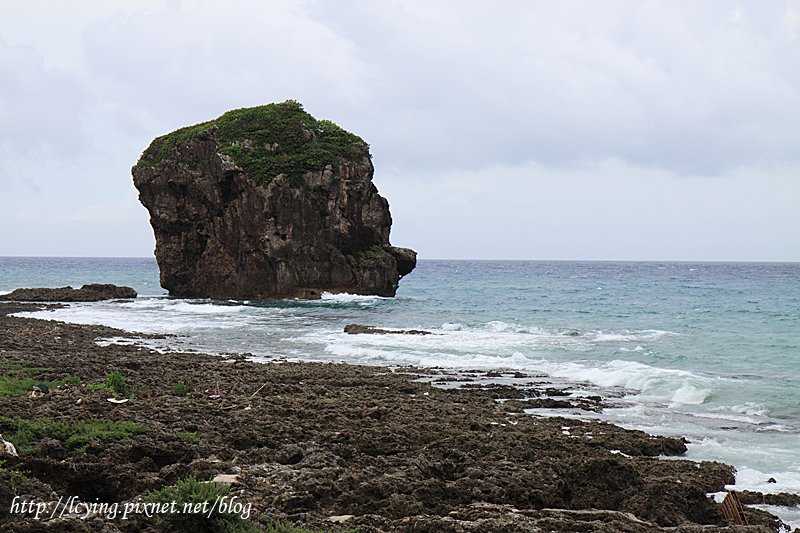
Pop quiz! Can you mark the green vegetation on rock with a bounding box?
[177,431,201,444]
[105,370,128,396]
[0,416,149,455]
[146,476,258,533]
[137,100,368,188]
[146,475,353,533]
[0,361,79,397]
[173,380,190,396]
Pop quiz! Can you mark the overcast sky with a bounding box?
[1,0,798,260]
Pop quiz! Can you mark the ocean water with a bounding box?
[2,258,799,522]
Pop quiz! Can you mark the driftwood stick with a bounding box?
[249,382,269,399]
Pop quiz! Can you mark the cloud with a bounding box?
[0,39,92,159]
[730,8,746,23]
[297,1,800,175]
[1,1,798,259]
[7,185,154,257]
[36,0,795,179]
[17,185,144,225]
[782,2,800,39]
[377,159,800,261]
[81,0,369,132]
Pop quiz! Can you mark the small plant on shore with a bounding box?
[105,370,128,396]
[177,431,201,444]
[260,522,361,533]
[146,476,258,533]
[173,381,190,396]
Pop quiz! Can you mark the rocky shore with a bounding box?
[0,284,137,302]
[0,301,791,532]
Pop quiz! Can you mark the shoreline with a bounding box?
[0,301,791,532]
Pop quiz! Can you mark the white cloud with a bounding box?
[6,186,154,257]
[81,0,369,130]
[782,2,800,39]
[17,185,144,225]
[0,0,167,71]
[0,39,92,158]
[0,1,798,260]
[302,1,800,174]
[378,160,800,261]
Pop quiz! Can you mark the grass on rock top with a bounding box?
[137,100,369,188]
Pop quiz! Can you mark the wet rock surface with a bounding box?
[0,302,788,532]
[344,324,432,335]
[0,284,136,302]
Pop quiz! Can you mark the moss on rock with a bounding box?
[137,100,368,188]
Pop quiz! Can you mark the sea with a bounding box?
[1,257,799,526]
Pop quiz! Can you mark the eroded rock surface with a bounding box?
[132,102,416,299]
[0,284,136,302]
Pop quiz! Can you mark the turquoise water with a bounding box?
[2,258,799,514]
[0,257,163,296]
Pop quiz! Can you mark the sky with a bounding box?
[1,0,798,261]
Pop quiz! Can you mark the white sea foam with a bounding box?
[595,332,636,342]
[669,383,710,407]
[95,337,138,347]
[14,297,259,334]
[320,292,384,304]
[731,403,770,417]
[169,301,248,314]
[306,323,712,413]
[731,467,800,492]
[748,505,800,532]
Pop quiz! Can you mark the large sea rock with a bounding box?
[132,101,416,299]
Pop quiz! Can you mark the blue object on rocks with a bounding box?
[36,382,49,394]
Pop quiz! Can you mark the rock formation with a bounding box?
[0,284,137,302]
[132,101,416,299]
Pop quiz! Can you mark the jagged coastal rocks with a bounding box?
[0,284,136,302]
[132,101,416,299]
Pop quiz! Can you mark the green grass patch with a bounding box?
[173,381,190,396]
[0,373,80,398]
[146,476,259,533]
[84,371,132,397]
[105,370,128,396]
[177,431,201,444]
[136,100,369,189]
[0,417,149,455]
[8,367,54,375]
[262,522,361,533]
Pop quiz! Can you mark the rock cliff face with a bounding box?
[132,102,416,299]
